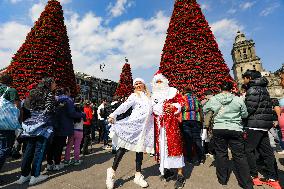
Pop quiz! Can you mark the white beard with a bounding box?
[152,83,170,102]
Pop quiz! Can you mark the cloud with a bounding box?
[200,3,210,11]
[210,18,244,47]
[260,2,280,16]
[29,0,72,22]
[66,11,169,81]
[0,22,30,68]
[240,1,256,10]
[29,1,45,22]
[227,8,237,14]
[9,0,23,3]
[107,0,134,18]
[3,4,244,82]
[1,3,169,82]
[58,0,72,4]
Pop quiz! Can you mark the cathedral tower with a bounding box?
[231,31,263,86]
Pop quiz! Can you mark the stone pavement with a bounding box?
[1,144,284,189]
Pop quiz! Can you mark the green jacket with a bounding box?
[203,92,248,131]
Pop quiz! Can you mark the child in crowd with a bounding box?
[64,99,86,166]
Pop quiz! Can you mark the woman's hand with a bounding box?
[108,117,115,124]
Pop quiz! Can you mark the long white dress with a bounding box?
[152,87,185,175]
[109,92,154,154]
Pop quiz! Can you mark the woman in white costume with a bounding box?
[106,78,154,189]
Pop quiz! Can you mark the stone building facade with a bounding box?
[0,67,118,103]
[231,31,284,99]
[75,72,117,104]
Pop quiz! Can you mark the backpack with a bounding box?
[0,87,21,130]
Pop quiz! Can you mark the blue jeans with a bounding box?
[277,128,284,150]
[21,137,48,177]
[0,134,8,171]
[182,120,204,162]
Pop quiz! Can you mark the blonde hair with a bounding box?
[134,84,151,98]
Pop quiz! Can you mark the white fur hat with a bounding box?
[152,70,169,84]
[133,78,145,86]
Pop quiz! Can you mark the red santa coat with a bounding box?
[154,91,184,157]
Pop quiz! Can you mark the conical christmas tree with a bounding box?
[160,0,235,99]
[7,0,76,98]
[114,63,133,98]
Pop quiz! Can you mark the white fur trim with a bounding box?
[167,87,177,99]
[110,131,154,154]
[152,74,168,84]
[133,78,145,86]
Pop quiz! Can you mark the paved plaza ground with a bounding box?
[1,144,284,189]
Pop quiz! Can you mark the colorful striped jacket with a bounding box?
[182,93,203,122]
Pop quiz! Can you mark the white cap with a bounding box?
[151,71,169,86]
[133,78,145,86]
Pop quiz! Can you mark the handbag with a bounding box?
[22,111,49,135]
[0,87,21,130]
[204,105,224,140]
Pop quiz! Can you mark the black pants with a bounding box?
[21,137,48,177]
[0,132,8,171]
[82,126,91,153]
[98,120,105,143]
[91,121,97,141]
[112,148,143,172]
[182,120,204,162]
[213,129,253,189]
[245,129,278,180]
[46,136,67,165]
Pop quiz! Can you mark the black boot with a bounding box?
[160,169,175,182]
[174,174,185,189]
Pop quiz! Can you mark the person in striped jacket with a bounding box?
[181,86,205,165]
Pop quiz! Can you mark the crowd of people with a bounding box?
[0,69,284,189]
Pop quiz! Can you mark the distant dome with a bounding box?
[235,31,247,43]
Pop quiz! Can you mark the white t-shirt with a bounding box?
[97,103,105,120]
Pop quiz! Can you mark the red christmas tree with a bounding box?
[114,63,133,98]
[160,0,235,99]
[7,0,76,98]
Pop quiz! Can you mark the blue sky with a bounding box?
[0,0,283,85]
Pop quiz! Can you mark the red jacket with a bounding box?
[83,105,93,126]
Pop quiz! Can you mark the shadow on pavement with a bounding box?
[0,146,114,189]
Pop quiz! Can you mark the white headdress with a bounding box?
[133,78,145,86]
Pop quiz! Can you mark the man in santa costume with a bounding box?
[151,71,186,189]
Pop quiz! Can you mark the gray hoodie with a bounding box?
[204,92,248,131]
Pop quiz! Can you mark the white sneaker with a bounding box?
[103,145,112,150]
[134,172,148,188]
[105,146,112,150]
[106,167,115,189]
[16,175,31,184]
[46,164,54,171]
[53,163,65,171]
[29,175,48,186]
